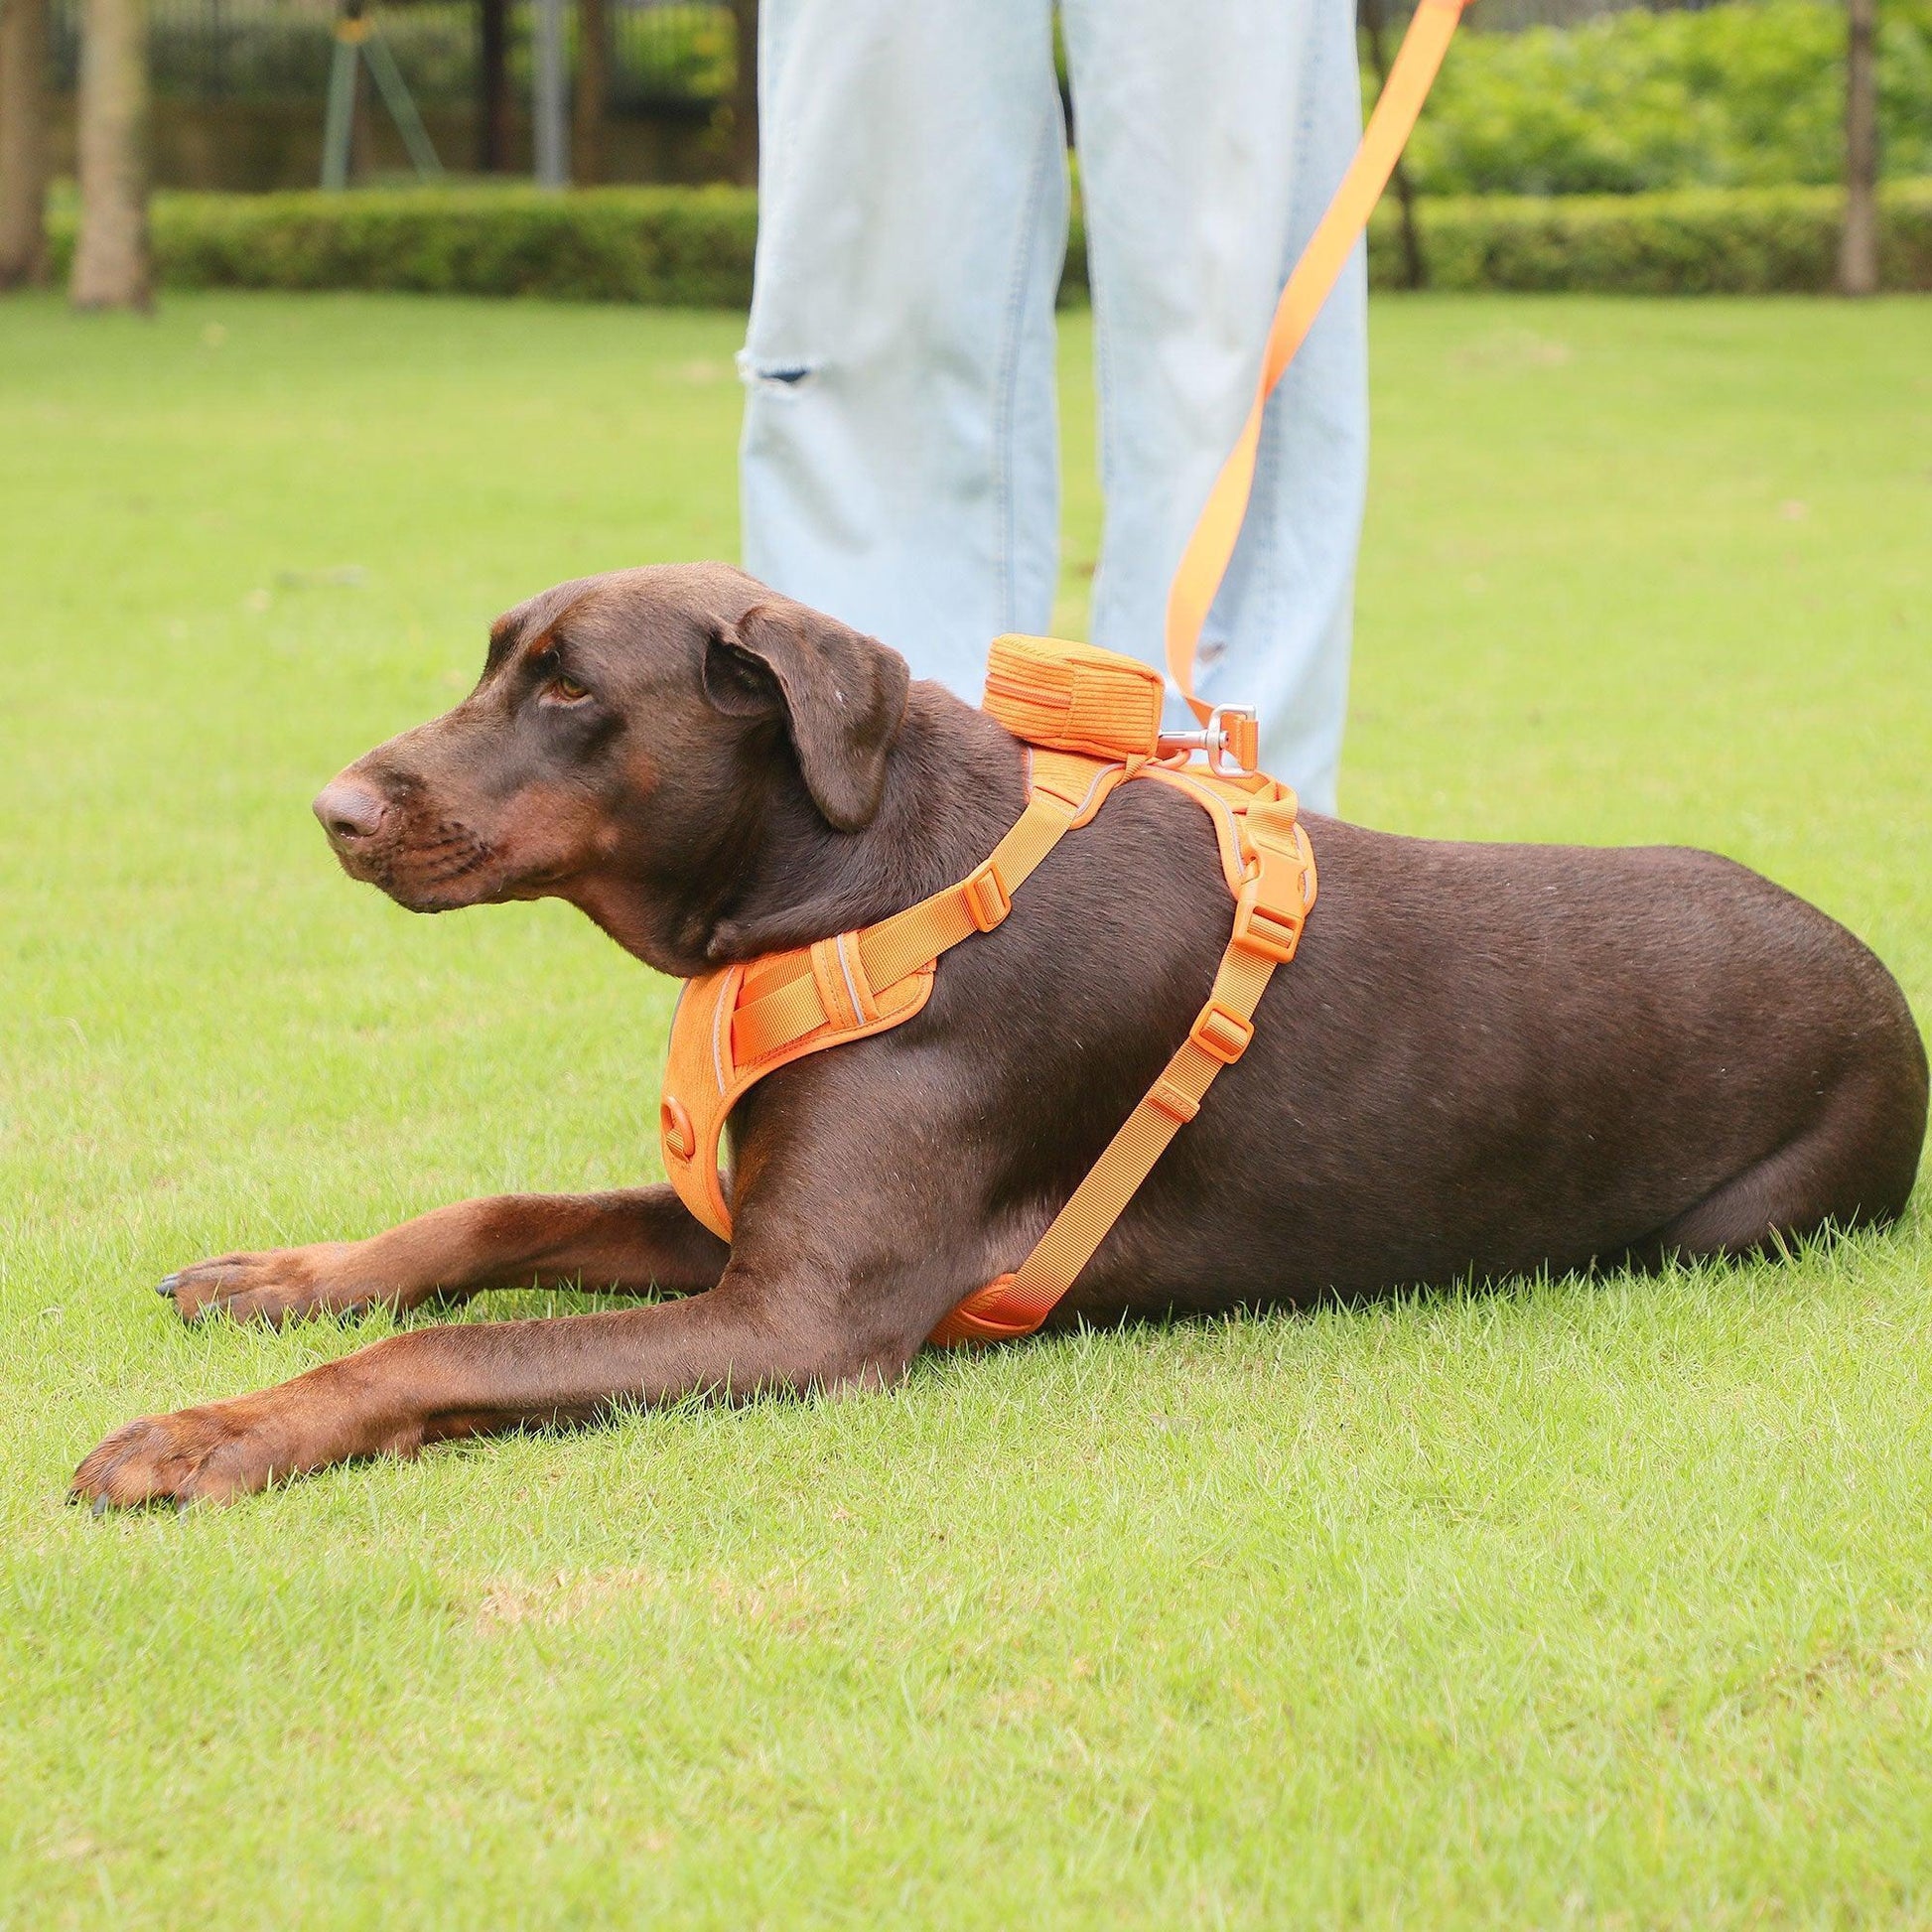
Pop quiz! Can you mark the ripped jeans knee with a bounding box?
[737,349,819,396]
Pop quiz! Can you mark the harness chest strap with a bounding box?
[659,746,1137,1243]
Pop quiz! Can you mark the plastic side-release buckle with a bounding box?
[1230,804,1313,963]
[963,859,1012,932]
[1190,1000,1254,1066]
[1230,869,1306,964]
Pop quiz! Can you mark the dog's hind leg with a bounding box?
[1648,1052,1926,1264]
[158,1186,730,1326]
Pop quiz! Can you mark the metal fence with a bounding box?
[48,0,732,112]
[44,0,1771,195]
[47,0,1750,112]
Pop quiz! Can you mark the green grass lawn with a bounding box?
[2,289,1929,1928]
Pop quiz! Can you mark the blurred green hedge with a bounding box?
[1368,180,1932,294]
[47,185,762,305]
[1399,0,1932,197]
[42,178,1932,302]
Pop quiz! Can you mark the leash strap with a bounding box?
[1165,0,1470,722]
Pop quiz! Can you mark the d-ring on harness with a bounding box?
[658,0,1470,1345]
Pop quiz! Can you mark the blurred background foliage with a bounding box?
[35,0,1932,195]
[1402,0,1932,194]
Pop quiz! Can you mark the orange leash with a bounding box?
[1166,0,1471,722]
[659,8,1466,1343]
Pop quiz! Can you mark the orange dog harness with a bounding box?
[660,636,1317,1344]
[658,0,1468,1345]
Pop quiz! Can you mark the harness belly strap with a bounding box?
[658,637,1317,1346]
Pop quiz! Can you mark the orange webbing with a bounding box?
[1165,0,1470,721]
[728,750,1128,1066]
[658,733,1318,1337]
[928,789,1315,1346]
[660,951,937,1239]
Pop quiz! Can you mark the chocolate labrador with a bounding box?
[72,565,1927,1508]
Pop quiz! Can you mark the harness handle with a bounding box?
[1164,0,1471,724]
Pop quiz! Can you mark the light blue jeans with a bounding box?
[739,0,1367,810]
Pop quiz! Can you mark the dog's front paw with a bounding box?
[158,1244,359,1326]
[70,1401,289,1510]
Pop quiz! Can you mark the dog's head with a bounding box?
[313,565,910,973]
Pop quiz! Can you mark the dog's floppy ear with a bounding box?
[702,602,910,831]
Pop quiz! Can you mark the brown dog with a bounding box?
[72,565,1927,1509]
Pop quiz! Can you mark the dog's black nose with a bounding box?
[314,778,389,844]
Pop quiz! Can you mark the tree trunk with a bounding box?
[574,0,606,184]
[478,0,509,173]
[0,0,51,287]
[532,0,567,185]
[70,0,150,310]
[1359,0,1425,290]
[1839,0,1879,295]
[728,0,757,187]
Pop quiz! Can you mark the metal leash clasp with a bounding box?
[1156,704,1259,777]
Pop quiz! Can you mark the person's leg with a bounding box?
[1060,0,1368,811]
[741,0,1066,698]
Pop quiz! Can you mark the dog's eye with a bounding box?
[544,674,590,705]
